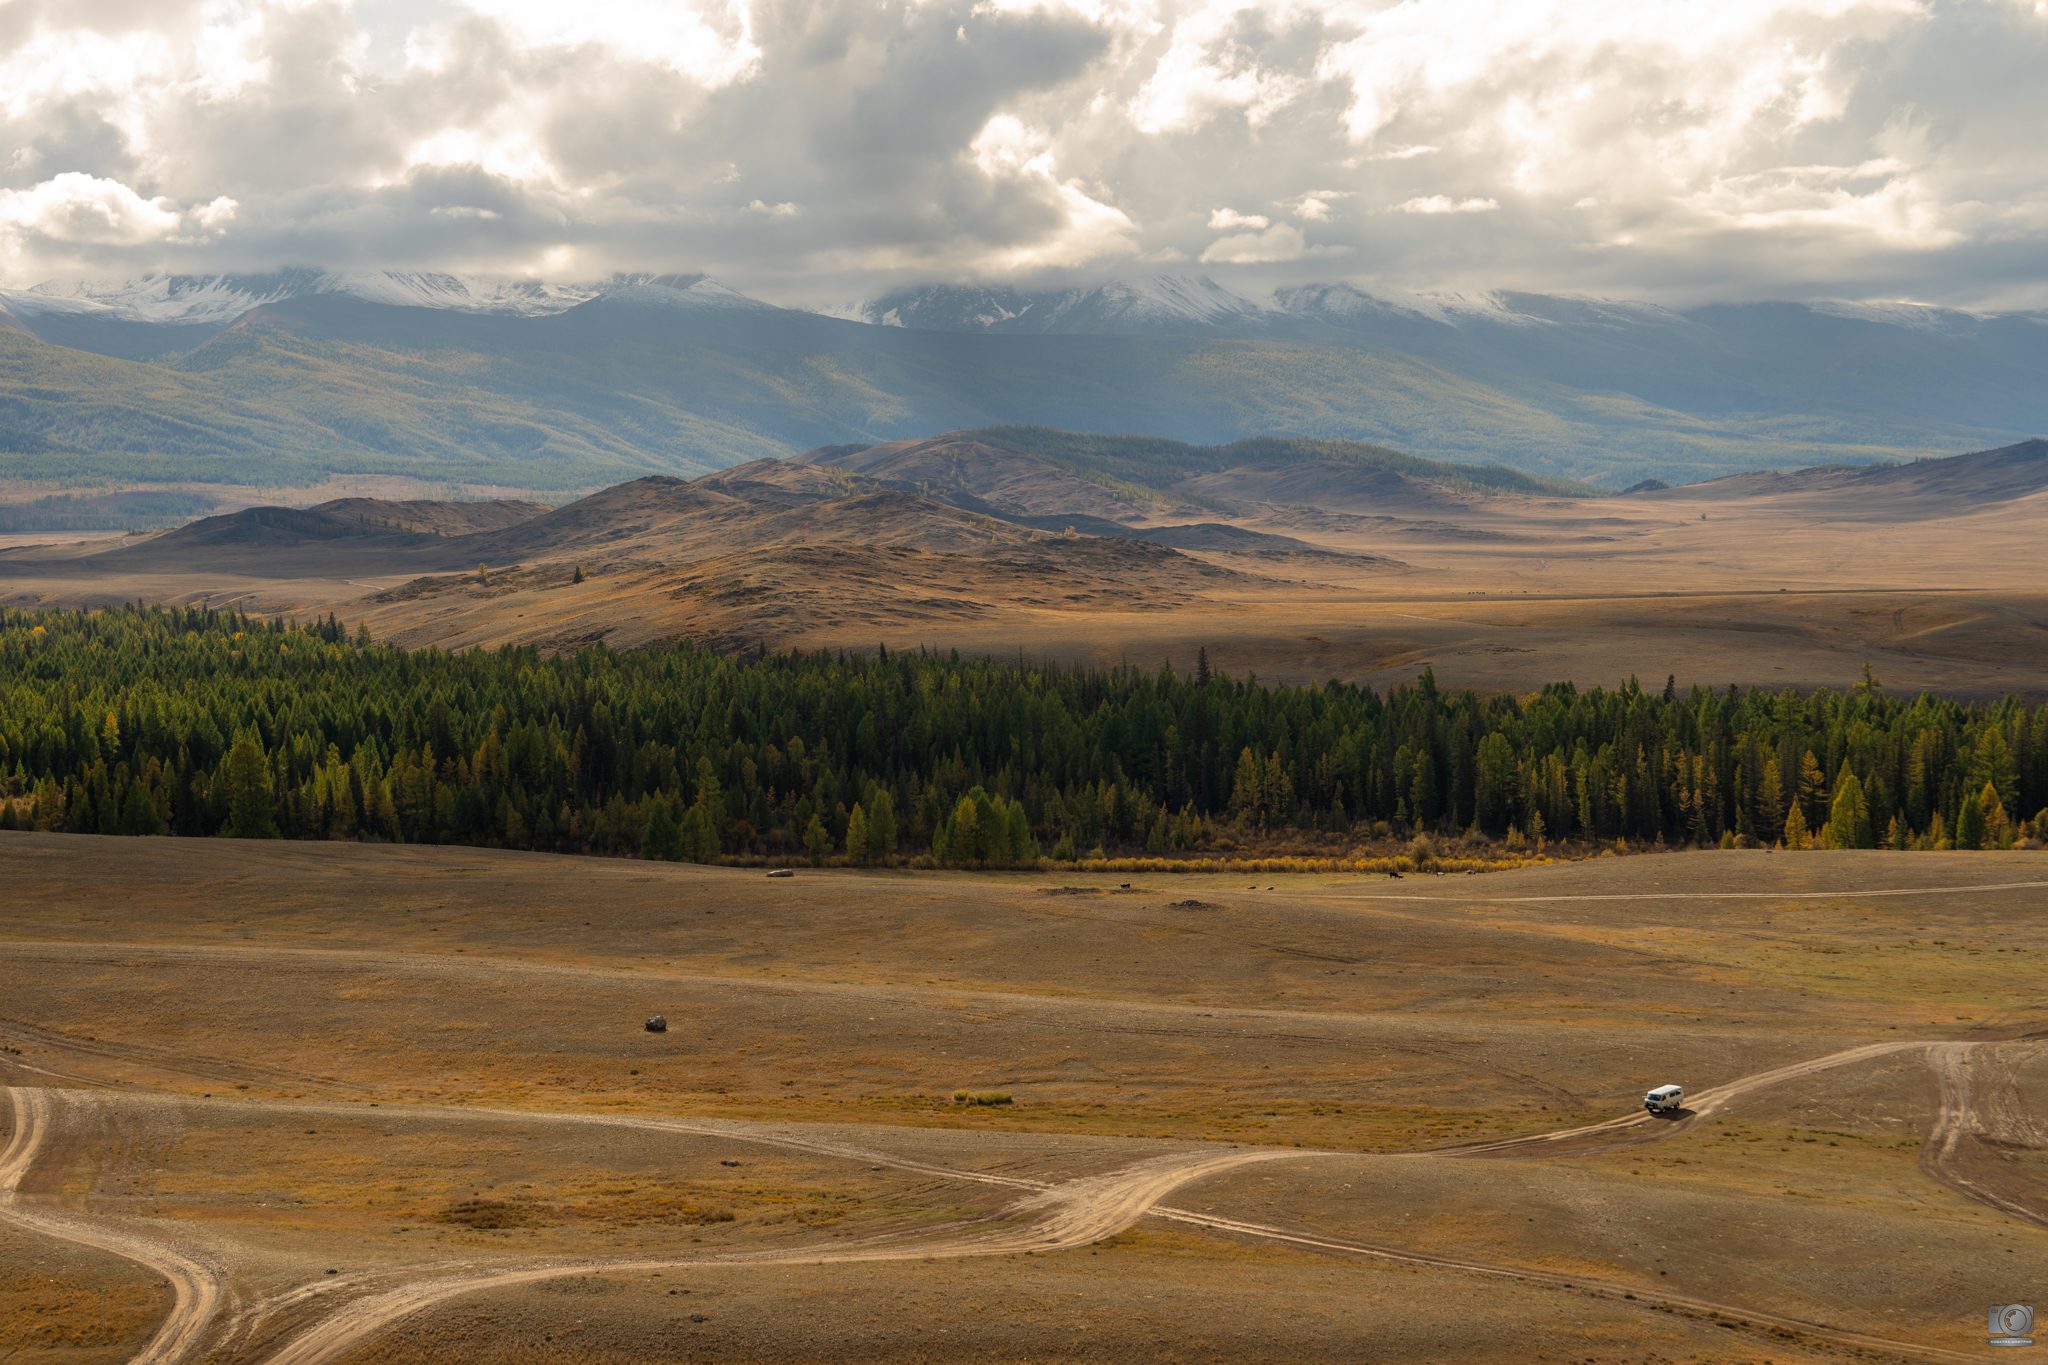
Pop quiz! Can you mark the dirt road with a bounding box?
[1923,1040,2048,1229]
[0,1086,228,1365]
[1447,1038,1938,1155]
[255,1144,1312,1365]
[6,1030,2039,1365]
[1328,879,2048,905]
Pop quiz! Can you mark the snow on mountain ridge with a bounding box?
[1805,299,1993,336]
[316,271,603,316]
[7,272,312,325]
[855,274,1287,334]
[585,274,776,312]
[0,270,758,326]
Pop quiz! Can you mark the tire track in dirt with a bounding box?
[254,1145,1311,1365]
[1326,879,2048,904]
[1922,1040,2048,1229]
[233,1034,2040,1365]
[1,1086,229,1365]
[9,1035,2041,1363]
[1445,1038,1936,1155]
[6,1030,2030,1365]
[1143,1201,1986,1365]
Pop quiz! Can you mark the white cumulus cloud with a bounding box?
[0,0,2039,305]
[1395,195,1498,214]
[1,174,183,245]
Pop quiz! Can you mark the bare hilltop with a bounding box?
[2,431,2042,699]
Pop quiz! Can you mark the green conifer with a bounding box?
[845,803,869,866]
[1955,792,1985,851]
[225,738,279,838]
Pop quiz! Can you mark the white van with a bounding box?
[1644,1084,1684,1113]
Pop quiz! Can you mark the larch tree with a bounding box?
[1783,801,1810,850]
[225,737,279,839]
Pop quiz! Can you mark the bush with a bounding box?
[1409,833,1436,868]
[433,1199,544,1229]
[952,1090,1013,1106]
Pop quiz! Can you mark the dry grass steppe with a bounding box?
[2,437,2043,698]
[3,833,2045,1363]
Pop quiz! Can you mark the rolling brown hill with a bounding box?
[0,433,2043,699]
[794,435,1158,522]
[126,495,552,557]
[1638,437,2048,520]
[309,495,551,536]
[1171,458,1487,518]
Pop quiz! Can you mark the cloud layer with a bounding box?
[3,0,2045,306]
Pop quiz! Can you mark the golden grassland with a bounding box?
[3,836,2045,1363]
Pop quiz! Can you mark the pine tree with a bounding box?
[120,777,165,837]
[644,801,681,862]
[1227,748,1264,829]
[803,812,830,865]
[1824,768,1869,849]
[1796,751,1827,830]
[1782,801,1809,850]
[1977,781,2009,849]
[866,789,897,863]
[1262,752,1294,828]
[1955,792,1985,851]
[1410,749,1438,833]
[1475,731,1516,834]
[1969,730,2018,815]
[225,738,279,838]
[953,794,988,862]
[845,803,869,866]
[1006,801,1032,861]
[1759,756,1784,844]
[678,806,719,863]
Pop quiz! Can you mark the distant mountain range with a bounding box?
[1,270,2042,492]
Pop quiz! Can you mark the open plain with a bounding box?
[3,833,2044,1363]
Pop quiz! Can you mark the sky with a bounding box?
[2,0,2046,308]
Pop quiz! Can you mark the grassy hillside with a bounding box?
[0,297,2019,492]
[951,427,1602,498]
[0,328,768,489]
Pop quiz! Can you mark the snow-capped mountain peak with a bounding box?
[851,274,1285,335]
[582,273,775,312]
[0,269,770,329]
[4,272,314,326]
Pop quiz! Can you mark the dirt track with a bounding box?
[5,1028,2032,1365]
[1923,1041,2048,1228]
[0,1088,226,1365]
[5,844,2045,1364]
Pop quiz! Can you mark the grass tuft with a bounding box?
[432,1199,545,1230]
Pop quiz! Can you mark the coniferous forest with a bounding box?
[1,603,2043,865]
